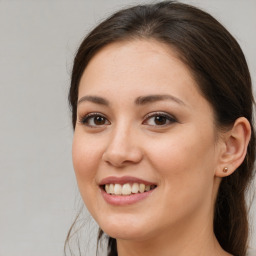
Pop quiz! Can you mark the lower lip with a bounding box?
[101,188,155,206]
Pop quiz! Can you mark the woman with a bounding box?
[66,1,255,256]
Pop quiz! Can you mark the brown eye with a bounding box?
[81,113,110,127]
[143,112,177,126]
[94,116,106,125]
[154,116,168,125]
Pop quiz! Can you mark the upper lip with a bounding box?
[99,176,156,186]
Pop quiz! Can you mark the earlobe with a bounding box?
[215,117,251,177]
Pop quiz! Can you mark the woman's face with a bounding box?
[72,40,223,241]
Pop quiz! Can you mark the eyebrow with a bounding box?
[135,94,186,106]
[77,94,186,106]
[77,95,109,106]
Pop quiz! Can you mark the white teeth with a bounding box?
[131,183,139,193]
[139,184,145,193]
[114,184,122,195]
[122,183,132,195]
[109,184,114,194]
[104,183,155,195]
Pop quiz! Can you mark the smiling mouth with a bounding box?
[101,183,157,196]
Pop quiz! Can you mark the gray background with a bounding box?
[0,0,255,255]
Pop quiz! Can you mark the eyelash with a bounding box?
[79,112,110,128]
[143,112,177,126]
[78,112,177,128]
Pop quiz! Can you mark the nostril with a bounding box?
[102,148,143,167]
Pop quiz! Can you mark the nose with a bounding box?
[102,125,143,167]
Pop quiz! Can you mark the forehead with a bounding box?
[78,39,205,108]
[81,39,189,80]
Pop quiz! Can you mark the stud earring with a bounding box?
[223,167,228,173]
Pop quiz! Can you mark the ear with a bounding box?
[215,117,251,177]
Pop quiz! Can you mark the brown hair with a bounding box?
[66,1,255,256]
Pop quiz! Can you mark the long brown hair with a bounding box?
[66,1,255,256]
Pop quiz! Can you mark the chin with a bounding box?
[97,215,152,241]
[103,227,150,241]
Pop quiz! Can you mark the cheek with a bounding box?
[72,133,105,218]
[72,132,102,189]
[148,133,214,171]
[146,137,216,225]
[146,127,216,198]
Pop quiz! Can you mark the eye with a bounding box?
[79,113,110,127]
[143,112,177,126]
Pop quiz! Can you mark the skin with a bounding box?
[72,40,250,256]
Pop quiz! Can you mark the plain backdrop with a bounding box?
[0,0,255,256]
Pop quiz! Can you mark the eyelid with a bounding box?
[78,111,177,128]
[78,112,111,127]
[142,111,177,125]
